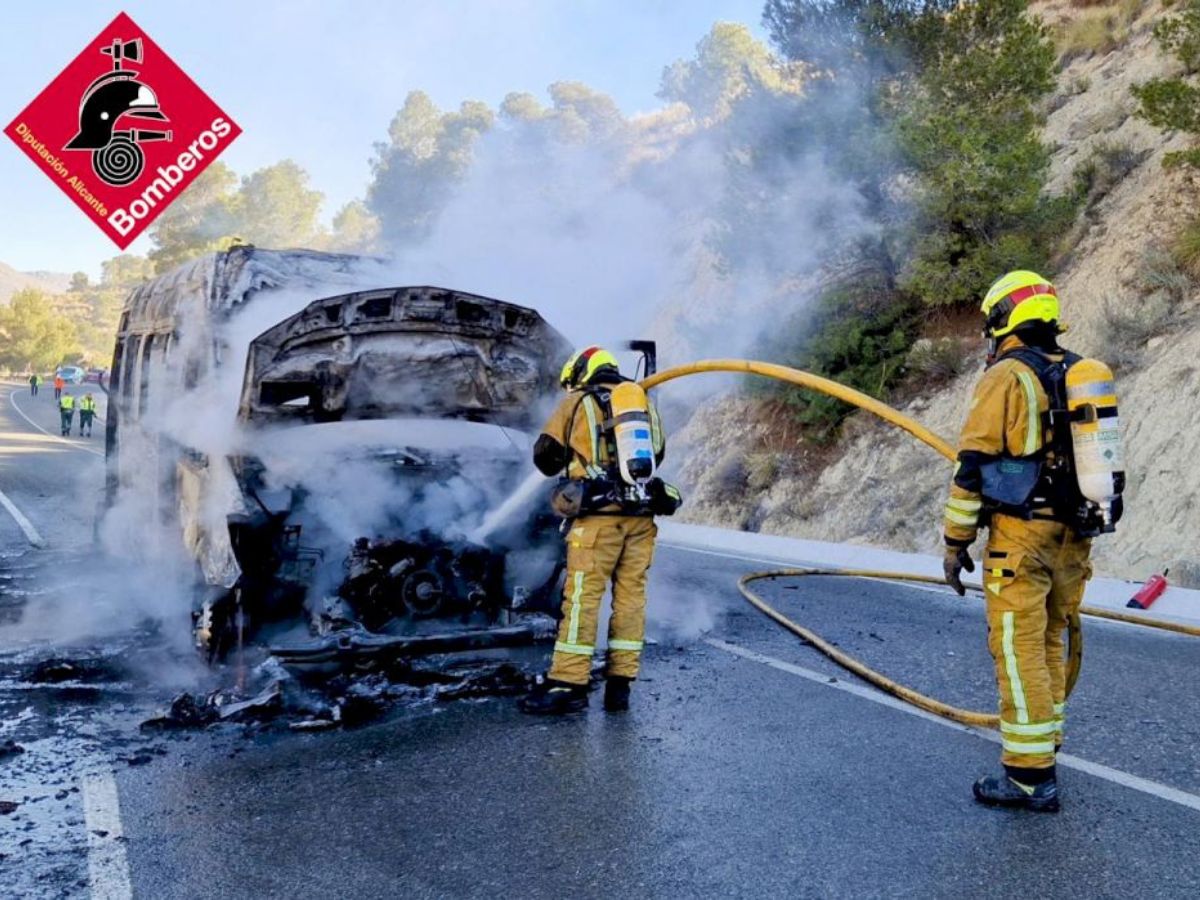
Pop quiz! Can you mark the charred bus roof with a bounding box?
[238,287,572,432]
[116,246,379,337]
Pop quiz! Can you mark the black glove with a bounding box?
[646,478,682,516]
[943,546,975,596]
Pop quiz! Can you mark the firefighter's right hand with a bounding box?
[943,546,974,596]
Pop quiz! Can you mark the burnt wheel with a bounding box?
[401,570,446,618]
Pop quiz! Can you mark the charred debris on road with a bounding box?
[141,653,540,735]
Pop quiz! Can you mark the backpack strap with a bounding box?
[997,346,1081,452]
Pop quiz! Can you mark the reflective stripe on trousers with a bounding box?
[547,515,657,685]
[984,514,1091,769]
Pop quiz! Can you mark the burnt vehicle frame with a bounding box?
[104,247,592,664]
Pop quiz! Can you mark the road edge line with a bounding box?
[704,637,1200,815]
[82,768,134,900]
[0,486,46,547]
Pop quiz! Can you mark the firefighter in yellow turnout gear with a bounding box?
[944,271,1124,812]
[518,346,678,715]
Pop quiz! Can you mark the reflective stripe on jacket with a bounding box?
[943,335,1054,545]
[538,388,666,481]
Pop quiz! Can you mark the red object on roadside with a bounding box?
[1127,570,1169,610]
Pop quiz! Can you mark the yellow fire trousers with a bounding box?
[547,515,657,686]
[983,514,1093,769]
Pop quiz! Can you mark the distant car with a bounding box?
[84,368,108,384]
[56,366,86,384]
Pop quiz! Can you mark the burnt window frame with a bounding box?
[137,334,154,418]
[109,338,127,396]
[120,333,141,414]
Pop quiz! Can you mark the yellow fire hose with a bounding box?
[642,358,1200,730]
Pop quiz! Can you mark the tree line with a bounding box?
[5,0,1196,427]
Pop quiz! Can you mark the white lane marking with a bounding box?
[82,769,134,900]
[0,485,46,547]
[706,637,980,734]
[7,389,104,458]
[706,637,1200,815]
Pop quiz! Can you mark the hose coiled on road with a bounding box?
[642,359,1200,730]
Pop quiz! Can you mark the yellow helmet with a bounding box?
[981,270,1060,338]
[560,346,619,389]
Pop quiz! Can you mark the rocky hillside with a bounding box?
[674,0,1200,585]
[0,261,70,303]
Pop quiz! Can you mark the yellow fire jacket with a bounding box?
[943,335,1060,547]
[533,383,665,481]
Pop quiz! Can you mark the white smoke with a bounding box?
[22,46,880,655]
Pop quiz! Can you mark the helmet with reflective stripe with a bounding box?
[560,346,619,389]
[981,270,1060,338]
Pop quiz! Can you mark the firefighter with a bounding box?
[943,270,1122,813]
[518,346,679,715]
[79,393,97,437]
[59,391,76,436]
[53,374,64,401]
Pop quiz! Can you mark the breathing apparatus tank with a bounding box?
[1065,358,1124,531]
[608,381,656,486]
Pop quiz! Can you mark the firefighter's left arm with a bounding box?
[533,434,565,476]
[532,396,574,476]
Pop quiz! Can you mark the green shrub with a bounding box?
[1102,246,1195,367]
[1153,0,1200,72]
[755,274,920,439]
[1072,142,1146,204]
[906,337,971,382]
[1058,1,1145,60]
[1139,244,1194,300]
[1103,292,1174,368]
[1173,215,1200,277]
[1059,16,1122,60]
[744,452,780,492]
[1133,0,1200,167]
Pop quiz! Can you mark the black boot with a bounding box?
[517,679,588,715]
[603,676,631,712]
[973,767,1059,812]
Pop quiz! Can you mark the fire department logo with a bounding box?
[4,12,241,249]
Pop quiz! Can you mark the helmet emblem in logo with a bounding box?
[63,37,172,187]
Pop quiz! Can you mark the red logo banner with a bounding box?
[4,11,242,249]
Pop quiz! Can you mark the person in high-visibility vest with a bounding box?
[53,375,64,401]
[59,392,76,436]
[79,393,97,437]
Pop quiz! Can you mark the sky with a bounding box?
[0,0,769,278]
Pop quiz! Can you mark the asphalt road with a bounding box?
[2,382,1199,899]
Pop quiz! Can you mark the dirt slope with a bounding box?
[675,0,1200,585]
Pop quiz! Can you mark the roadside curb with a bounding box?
[659,521,1200,627]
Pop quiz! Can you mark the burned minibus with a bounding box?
[104,246,577,664]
